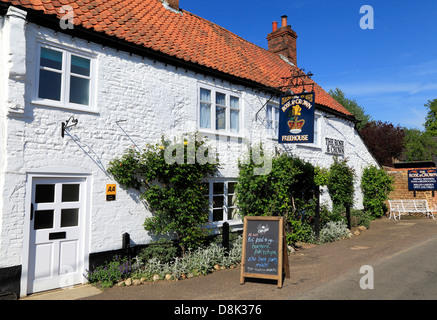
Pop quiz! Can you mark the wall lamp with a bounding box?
[61,116,78,138]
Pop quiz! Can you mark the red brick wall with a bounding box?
[385,167,437,211]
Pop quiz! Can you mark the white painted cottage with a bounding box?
[0,0,378,297]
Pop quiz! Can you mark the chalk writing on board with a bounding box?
[244,221,279,275]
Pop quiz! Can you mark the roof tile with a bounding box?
[1,0,352,117]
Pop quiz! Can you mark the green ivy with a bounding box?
[107,135,219,251]
[326,157,355,209]
[236,151,317,243]
[361,165,394,218]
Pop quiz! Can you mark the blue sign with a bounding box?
[278,92,315,144]
[408,169,437,191]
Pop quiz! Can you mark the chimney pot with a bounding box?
[281,15,288,27]
[267,15,298,66]
[272,21,278,32]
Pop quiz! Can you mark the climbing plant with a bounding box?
[107,135,219,251]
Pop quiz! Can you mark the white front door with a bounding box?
[28,177,87,294]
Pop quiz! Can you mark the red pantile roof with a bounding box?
[1,0,353,117]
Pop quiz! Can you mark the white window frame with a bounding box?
[198,84,243,137]
[266,102,280,139]
[32,41,97,113]
[203,179,240,226]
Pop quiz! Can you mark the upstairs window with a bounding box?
[266,104,280,137]
[34,44,96,112]
[199,86,241,134]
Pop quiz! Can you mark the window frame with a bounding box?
[198,84,242,136]
[266,102,280,139]
[32,41,97,113]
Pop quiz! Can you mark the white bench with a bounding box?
[388,199,436,220]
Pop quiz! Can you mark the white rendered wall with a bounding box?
[0,20,378,269]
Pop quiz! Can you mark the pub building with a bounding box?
[0,0,378,297]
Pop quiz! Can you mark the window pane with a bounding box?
[200,103,211,129]
[213,182,224,194]
[213,196,223,208]
[228,208,239,220]
[62,184,80,202]
[34,210,54,230]
[69,76,90,105]
[230,110,239,132]
[216,106,226,130]
[213,209,223,222]
[71,55,90,76]
[200,88,211,102]
[228,194,237,207]
[38,70,62,101]
[216,92,226,106]
[35,184,55,203]
[61,209,79,227]
[230,96,239,109]
[40,47,62,70]
[228,182,237,194]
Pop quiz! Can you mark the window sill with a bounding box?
[31,99,99,115]
[198,129,246,140]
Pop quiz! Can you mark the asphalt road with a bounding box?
[81,217,437,301]
[293,234,437,300]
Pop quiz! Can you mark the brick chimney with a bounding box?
[167,0,179,10]
[267,15,298,66]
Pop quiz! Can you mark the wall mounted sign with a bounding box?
[106,184,116,201]
[278,92,315,144]
[240,216,290,288]
[325,138,345,155]
[408,169,437,191]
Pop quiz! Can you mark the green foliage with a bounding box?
[361,165,394,218]
[329,88,371,130]
[237,151,317,243]
[326,157,355,208]
[424,98,437,136]
[85,256,136,288]
[403,128,437,162]
[133,236,243,281]
[350,209,372,229]
[107,135,219,250]
[319,221,351,243]
[137,238,178,264]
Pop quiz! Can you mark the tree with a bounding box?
[403,128,437,162]
[359,120,405,166]
[329,88,371,130]
[424,98,437,136]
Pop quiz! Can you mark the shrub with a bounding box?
[319,221,351,243]
[237,151,317,243]
[137,238,179,264]
[85,255,137,288]
[350,209,372,229]
[361,165,394,218]
[327,157,355,209]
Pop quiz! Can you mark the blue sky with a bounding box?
[181,0,437,130]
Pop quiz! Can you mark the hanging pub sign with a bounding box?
[408,169,437,191]
[278,92,315,144]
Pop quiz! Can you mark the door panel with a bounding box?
[28,177,86,294]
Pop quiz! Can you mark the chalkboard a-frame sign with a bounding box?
[240,216,290,288]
